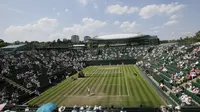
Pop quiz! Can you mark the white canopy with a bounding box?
[93,34,144,40]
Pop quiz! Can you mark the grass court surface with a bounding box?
[28,65,165,107]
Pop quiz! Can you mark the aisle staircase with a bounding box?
[1,76,34,95]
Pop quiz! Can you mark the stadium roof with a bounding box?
[92,34,147,40]
[73,44,85,47]
[159,43,177,46]
[1,44,25,49]
[0,44,27,51]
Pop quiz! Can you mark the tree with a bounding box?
[195,31,200,38]
[0,42,9,48]
[63,38,68,43]
[0,39,4,42]
[14,41,20,44]
[57,39,61,43]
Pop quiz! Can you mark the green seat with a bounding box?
[164,80,172,89]
[184,89,200,104]
[160,71,171,78]
[192,82,200,89]
[152,74,163,82]
[169,92,182,105]
[160,74,170,81]
[196,79,200,83]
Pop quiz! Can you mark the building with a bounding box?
[84,36,91,42]
[88,34,159,48]
[71,35,79,43]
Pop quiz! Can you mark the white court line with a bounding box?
[63,68,99,97]
[99,66,108,85]
[86,72,122,75]
[92,67,108,93]
[67,95,129,97]
[100,84,120,86]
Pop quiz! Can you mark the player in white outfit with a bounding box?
[87,87,91,95]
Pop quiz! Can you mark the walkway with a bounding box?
[2,76,34,95]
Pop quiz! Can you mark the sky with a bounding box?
[0,0,200,42]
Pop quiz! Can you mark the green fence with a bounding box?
[85,59,137,65]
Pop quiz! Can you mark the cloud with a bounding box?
[139,2,185,19]
[181,31,192,35]
[0,4,29,15]
[154,31,159,33]
[48,32,66,40]
[185,32,192,34]
[63,18,107,37]
[113,21,120,25]
[106,4,139,15]
[7,8,29,14]
[119,21,138,32]
[79,0,88,6]
[164,20,179,26]
[3,17,107,42]
[151,26,162,30]
[180,31,194,37]
[93,3,98,9]
[4,18,58,42]
[151,15,178,29]
[65,8,69,12]
[170,15,178,20]
[152,14,179,29]
[56,12,60,16]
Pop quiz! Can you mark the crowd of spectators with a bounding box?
[186,83,200,96]
[83,46,149,60]
[0,50,86,105]
[137,43,200,106]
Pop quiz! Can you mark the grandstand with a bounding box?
[2,39,200,111]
